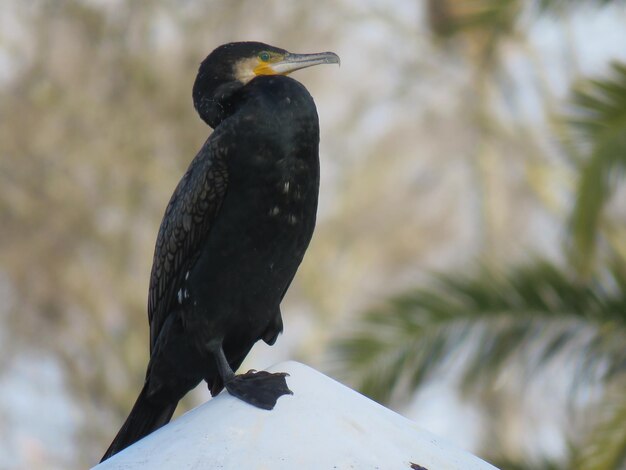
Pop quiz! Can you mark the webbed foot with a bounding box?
[224,370,293,410]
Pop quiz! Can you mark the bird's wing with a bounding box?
[147,136,229,353]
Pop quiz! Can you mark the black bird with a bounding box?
[101,42,339,462]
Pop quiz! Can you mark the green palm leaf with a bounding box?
[331,259,626,405]
[538,0,617,12]
[427,0,520,39]
[566,62,626,276]
[427,0,616,40]
[486,457,564,470]
[572,380,626,470]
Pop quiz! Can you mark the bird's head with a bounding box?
[193,42,340,128]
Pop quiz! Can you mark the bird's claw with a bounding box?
[225,370,293,410]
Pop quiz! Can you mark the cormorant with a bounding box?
[101,42,339,462]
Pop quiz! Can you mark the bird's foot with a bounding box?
[224,370,293,410]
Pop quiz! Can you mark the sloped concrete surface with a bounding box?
[94,361,498,470]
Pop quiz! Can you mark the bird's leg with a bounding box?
[213,346,293,410]
[214,345,236,382]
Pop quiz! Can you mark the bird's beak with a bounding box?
[265,51,340,75]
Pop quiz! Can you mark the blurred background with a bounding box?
[1,0,626,468]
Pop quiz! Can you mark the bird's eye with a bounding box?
[258,51,271,62]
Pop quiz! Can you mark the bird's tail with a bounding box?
[101,383,177,462]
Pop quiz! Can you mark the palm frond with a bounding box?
[486,457,564,470]
[537,0,617,13]
[331,259,626,405]
[427,0,521,39]
[427,0,617,40]
[565,62,626,275]
[573,380,626,470]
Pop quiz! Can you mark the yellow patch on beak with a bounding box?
[234,55,285,84]
[253,52,287,76]
[253,62,280,76]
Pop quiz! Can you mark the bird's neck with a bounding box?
[193,79,245,129]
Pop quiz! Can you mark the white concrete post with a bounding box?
[93,361,498,470]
